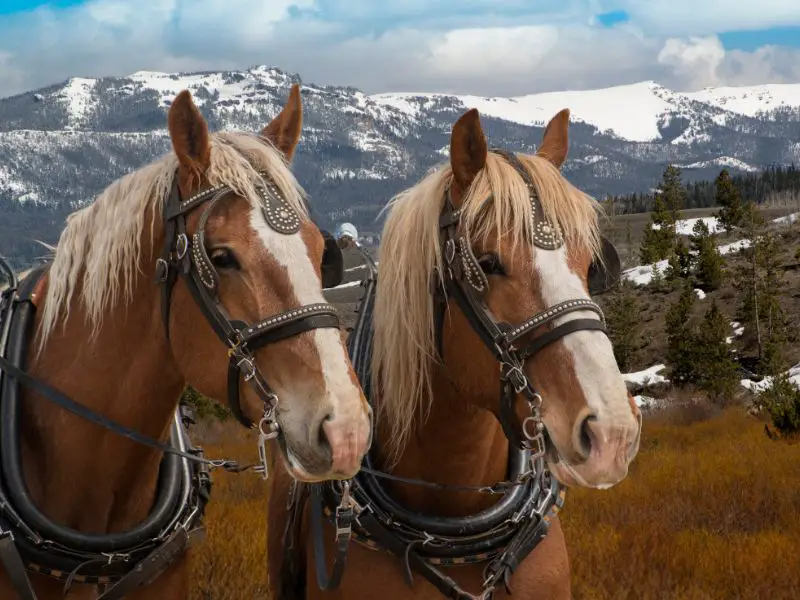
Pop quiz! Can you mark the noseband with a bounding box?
[433,148,608,454]
[155,172,341,432]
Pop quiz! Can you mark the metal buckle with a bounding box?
[175,233,189,260]
[444,238,456,265]
[154,258,169,283]
[254,407,280,480]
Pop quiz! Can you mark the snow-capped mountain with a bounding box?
[1,65,799,267]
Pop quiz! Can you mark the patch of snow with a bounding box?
[681,156,759,173]
[56,77,97,129]
[719,239,752,255]
[622,259,668,286]
[773,212,800,226]
[623,364,669,388]
[652,216,721,235]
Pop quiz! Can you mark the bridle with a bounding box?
[300,148,618,600]
[155,170,343,436]
[432,147,608,455]
[0,161,347,599]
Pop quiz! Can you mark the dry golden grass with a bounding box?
[561,407,800,600]
[188,407,800,599]
[188,421,270,600]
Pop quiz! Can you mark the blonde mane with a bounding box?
[38,131,308,347]
[372,151,602,463]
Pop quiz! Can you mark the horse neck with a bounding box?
[379,365,510,516]
[20,259,185,533]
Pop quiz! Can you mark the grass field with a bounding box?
[187,405,800,600]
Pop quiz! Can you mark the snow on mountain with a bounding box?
[685,84,800,117]
[2,64,800,268]
[681,157,760,173]
[371,80,800,144]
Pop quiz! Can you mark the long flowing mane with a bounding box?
[38,131,308,347]
[372,151,603,462]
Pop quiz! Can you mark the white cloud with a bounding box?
[611,0,800,36]
[657,36,726,89]
[0,0,797,99]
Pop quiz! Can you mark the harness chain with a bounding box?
[301,149,611,600]
[0,165,342,598]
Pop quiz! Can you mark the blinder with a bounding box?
[320,230,345,289]
[587,236,621,295]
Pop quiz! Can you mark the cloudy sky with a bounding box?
[0,0,799,98]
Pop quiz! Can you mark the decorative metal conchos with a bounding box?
[529,183,564,251]
[260,177,300,235]
[458,236,489,294]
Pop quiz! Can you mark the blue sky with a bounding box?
[0,0,798,97]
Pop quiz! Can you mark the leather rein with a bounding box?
[0,167,342,598]
[298,149,611,600]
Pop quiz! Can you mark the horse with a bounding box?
[266,106,642,600]
[0,84,372,599]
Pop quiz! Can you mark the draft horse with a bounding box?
[0,85,371,599]
[268,107,642,600]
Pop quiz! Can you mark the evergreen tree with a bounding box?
[659,164,687,230]
[665,283,698,383]
[665,238,692,286]
[690,219,724,290]
[604,281,643,372]
[732,202,766,357]
[714,169,745,233]
[639,194,674,264]
[757,228,785,346]
[624,221,634,267]
[693,300,739,402]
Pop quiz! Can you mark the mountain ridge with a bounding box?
[1,64,799,267]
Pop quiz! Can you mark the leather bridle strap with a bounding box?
[155,173,342,429]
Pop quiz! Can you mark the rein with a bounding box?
[0,166,343,598]
[298,148,612,600]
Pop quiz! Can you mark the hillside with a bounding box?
[1,65,800,269]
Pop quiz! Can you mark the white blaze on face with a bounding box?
[534,245,630,422]
[248,207,364,428]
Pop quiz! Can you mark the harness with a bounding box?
[0,166,346,599]
[285,148,618,600]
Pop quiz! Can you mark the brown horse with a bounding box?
[267,107,642,600]
[0,85,371,599]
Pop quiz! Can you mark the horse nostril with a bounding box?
[579,414,596,459]
[317,411,335,454]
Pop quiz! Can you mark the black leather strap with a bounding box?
[0,533,38,600]
[309,485,351,591]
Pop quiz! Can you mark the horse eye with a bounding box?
[209,247,239,270]
[477,253,505,275]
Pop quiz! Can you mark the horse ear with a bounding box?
[537,108,569,168]
[168,90,211,177]
[450,108,487,194]
[262,84,303,160]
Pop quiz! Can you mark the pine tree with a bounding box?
[665,238,692,285]
[604,281,643,372]
[659,164,687,231]
[690,219,725,290]
[758,229,785,346]
[639,194,674,264]
[693,300,739,402]
[665,283,698,384]
[714,169,745,233]
[624,221,634,267]
[732,202,766,357]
